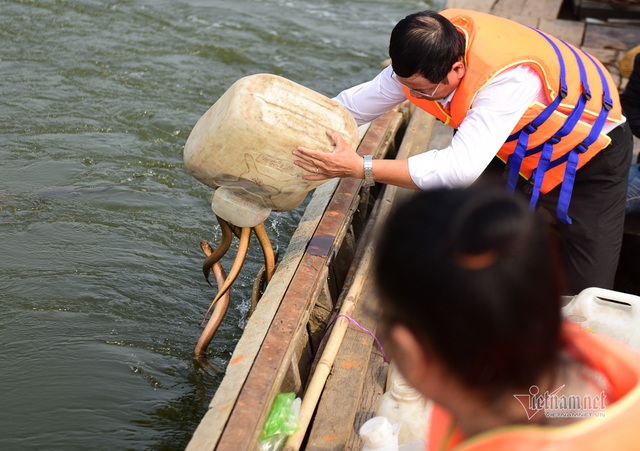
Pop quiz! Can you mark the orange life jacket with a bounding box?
[405,9,623,224]
[426,321,640,450]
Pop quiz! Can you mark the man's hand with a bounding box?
[293,129,364,181]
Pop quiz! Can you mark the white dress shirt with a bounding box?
[333,64,621,190]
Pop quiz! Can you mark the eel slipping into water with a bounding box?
[195,241,231,358]
[202,216,233,286]
[199,217,277,328]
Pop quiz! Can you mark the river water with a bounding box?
[0,0,441,449]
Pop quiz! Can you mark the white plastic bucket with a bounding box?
[561,287,640,350]
[183,73,359,228]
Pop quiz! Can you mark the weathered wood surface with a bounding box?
[583,20,640,83]
[285,201,381,451]
[539,18,586,46]
[215,108,408,450]
[186,122,373,451]
[583,22,640,51]
[305,109,435,450]
[448,0,563,21]
[445,0,492,13]
[445,0,572,40]
[187,104,411,451]
[492,0,564,21]
[574,0,640,20]
[186,180,341,451]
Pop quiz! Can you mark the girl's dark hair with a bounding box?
[374,187,564,399]
[389,10,465,83]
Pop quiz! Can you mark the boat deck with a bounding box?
[187,1,640,449]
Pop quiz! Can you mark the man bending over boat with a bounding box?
[292,9,633,295]
[373,186,640,450]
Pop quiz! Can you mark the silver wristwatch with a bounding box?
[363,155,375,187]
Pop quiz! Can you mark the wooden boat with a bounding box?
[186,1,640,449]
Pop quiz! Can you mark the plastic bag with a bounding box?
[259,392,301,451]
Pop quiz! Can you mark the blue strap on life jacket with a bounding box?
[505,31,568,195]
[528,40,592,211]
[505,29,612,224]
[555,50,612,224]
[505,83,567,194]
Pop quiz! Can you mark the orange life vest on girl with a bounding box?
[404,9,623,224]
[426,322,640,450]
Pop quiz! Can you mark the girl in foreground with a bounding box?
[373,187,640,450]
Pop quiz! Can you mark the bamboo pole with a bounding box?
[284,108,433,450]
[283,220,378,451]
[284,170,402,450]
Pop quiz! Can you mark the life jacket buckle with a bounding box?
[559,87,568,99]
[524,123,538,134]
[575,142,588,154]
[548,135,562,145]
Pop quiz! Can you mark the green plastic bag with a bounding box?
[259,392,300,451]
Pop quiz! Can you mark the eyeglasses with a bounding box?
[391,71,442,99]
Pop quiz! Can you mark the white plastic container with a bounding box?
[359,416,400,451]
[385,361,400,395]
[183,73,359,228]
[377,373,431,446]
[561,287,640,351]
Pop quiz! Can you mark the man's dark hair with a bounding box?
[389,10,465,83]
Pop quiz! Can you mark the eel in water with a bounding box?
[199,219,277,324]
[196,216,278,355]
[195,241,231,358]
[202,216,233,286]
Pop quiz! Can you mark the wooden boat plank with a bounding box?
[305,109,435,449]
[305,281,381,449]
[189,120,375,451]
[507,14,541,27]
[349,345,388,450]
[445,0,493,13]
[215,144,391,449]
[301,179,391,450]
[446,0,563,20]
[492,0,564,20]
[208,107,410,450]
[301,195,388,448]
[576,1,640,21]
[216,256,331,449]
[186,178,340,451]
[583,21,640,51]
[539,19,585,46]
[209,193,352,450]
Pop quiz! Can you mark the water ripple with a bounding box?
[0,0,442,449]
